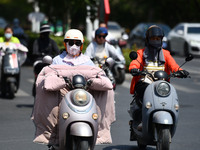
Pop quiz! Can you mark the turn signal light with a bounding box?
[146,102,152,109]
[92,113,98,120]
[62,112,69,119]
[174,104,179,110]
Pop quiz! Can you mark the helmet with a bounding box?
[145,25,164,49]
[40,24,51,33]
[95,27,108,36]
[13,18,19,26]
[72,75,86,88]
[64,29,84,51]
[64,29,84,43]
[146,25,164,39]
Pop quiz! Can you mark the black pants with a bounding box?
[134,81,149,107]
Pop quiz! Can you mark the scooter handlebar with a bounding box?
[130,69,150,77]
[170,70,190,78]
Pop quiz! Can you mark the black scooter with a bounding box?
[1,47,20,98]
[0,42,28,99]
[32,55,53,97]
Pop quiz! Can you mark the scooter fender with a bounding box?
[115,63,125,69]
[152,111,173,124]
[70,122,93,136]
[112,63,125,80]
[59,90,98,149]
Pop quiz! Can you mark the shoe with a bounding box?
[48,145,59,150]
[137,122,142,131]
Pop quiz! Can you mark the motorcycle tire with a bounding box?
[137,141,147,149]
[32,83,36,97]
[8,82,15,99]
[71,136,91,150]
[156,125,171,150]
[116,69,125,84]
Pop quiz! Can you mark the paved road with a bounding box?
[0,56,199,150]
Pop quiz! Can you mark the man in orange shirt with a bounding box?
[129,25,189,100]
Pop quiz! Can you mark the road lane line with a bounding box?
[15,89,30,96]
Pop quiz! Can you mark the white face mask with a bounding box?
[5,33,12,39]
[67,43,81,56]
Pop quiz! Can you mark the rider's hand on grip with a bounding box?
[176,70,189,78]
[131,68,140,76]
[63,77,69,83]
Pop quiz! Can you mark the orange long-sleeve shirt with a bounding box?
[129,48,180,94]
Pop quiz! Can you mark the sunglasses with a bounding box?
[64,39,82,46]
[97,35,106,39]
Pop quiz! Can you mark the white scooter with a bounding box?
[92,56,116,90]
[128,51,193,150]
[109,39,126,84]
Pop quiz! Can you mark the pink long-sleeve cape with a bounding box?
[31,65,116,145]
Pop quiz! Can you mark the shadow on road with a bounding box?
[100,145,155,150]
[16,104,34,108]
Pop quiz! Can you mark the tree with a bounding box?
[34,0,90,33]
[2,0,200,33]
[109,0,200,30]
[0,0,32,28]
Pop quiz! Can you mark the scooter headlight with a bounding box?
[72,90,89,106]
[156,82,170,97]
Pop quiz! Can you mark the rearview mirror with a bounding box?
[129,51,138,60]
[105,57,115,68]
[43,55,53,64]
[185,54,194,62]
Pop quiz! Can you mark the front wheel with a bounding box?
[71,136,91,150]
[8,82,15,99]
[116,69,125,84]
[137,141,147,149]
[156,126,171,150]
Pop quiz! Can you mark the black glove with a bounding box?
[130,68,140,76]
[63,77,69,83]
[176,70,189,78]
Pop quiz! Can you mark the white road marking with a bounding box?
[15,89,30,96]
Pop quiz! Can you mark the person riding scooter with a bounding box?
[0,25,20,43]
[52,29,94,66]
[85,27,123,63]
[32,24,60,63]
[32,24,60,97]
[128,50,192,149]
[31,29,116,149]
[85,27,123,88]
[12,18,29,47]
[129,25,189,130]
[0,25,28,98]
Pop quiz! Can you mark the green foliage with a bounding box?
[122,44,138,72]
[2,0,200,33]
[109,0,200,29]
[50,35,90,53]
[0,29,4,36]
[0,0,32,24]
[50,35,65,50]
